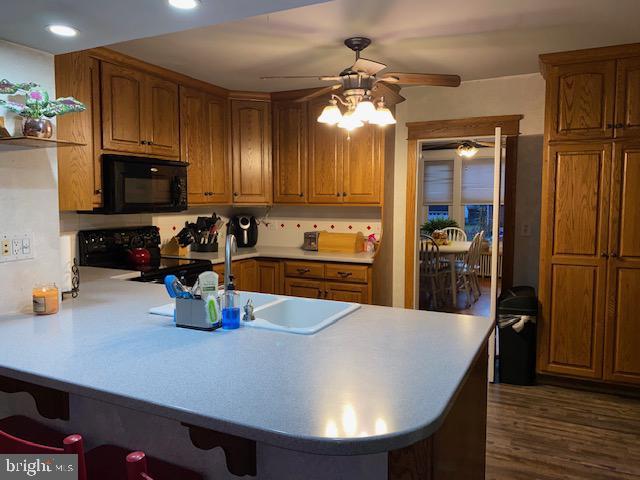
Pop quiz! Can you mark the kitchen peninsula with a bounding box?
[0,268,492,480]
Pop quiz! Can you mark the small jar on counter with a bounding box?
[32,283,59,315]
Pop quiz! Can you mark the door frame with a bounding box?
[403,115,523,308]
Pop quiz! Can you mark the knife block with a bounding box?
[161,237,189,257]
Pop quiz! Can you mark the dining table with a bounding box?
[437,240,472,305]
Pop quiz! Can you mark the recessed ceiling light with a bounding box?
[168,0,200,9]
[46,25,78,37]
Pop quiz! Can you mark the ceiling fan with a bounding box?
[422,140,493,158]
[261,37,461,131]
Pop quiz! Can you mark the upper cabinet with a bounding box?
[180,86,230,204]
[307,98,383,205]
[615,57,640,139]
[273,101,307,203]
[231,99,272,204]
[101,62,179,158]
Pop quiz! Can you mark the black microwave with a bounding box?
[101,154,188,214]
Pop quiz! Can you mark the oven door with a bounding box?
[102,155,188,213]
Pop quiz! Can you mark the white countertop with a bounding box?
[181,246,375,265]
[0,267,492,455]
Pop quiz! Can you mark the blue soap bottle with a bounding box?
[222,275,240,330]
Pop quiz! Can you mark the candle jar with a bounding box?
[32,283,59,315]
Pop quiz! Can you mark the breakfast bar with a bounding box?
[0,268,492,479]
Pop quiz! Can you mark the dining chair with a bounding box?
[127,451,154,480]
[419,235,450,309]
[441,227,467,242]
[456,231,485,308]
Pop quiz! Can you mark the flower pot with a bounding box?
[22,117,53,138]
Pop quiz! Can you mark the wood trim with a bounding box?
[228,91,271,102]
[404,139,418,308]
[406,115,522,140]
[539,42,640,79]
[87,47,229,98]
[388,346,487,479]
[270,86,328,102]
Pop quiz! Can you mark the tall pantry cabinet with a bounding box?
[538,44,640,387]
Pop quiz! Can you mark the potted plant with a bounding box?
[0,79,85,138]
[421,218,459,236]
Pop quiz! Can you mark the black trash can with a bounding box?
[497,286,538,385]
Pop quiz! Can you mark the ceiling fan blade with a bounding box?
[372,82,406,105]
[352,58,387,75]
[260,75,340,80]
[294,84,342,103]
[380,73,461,87]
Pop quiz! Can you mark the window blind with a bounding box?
[461,157,505,204]
[423,160,453,204]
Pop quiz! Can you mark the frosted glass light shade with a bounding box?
[353,100,376,122]
[457,144,479,158]
[318,104,343,125]
[370,106,396,126]
[337,110,364,131]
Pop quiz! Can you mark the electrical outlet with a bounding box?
[520,223,532,237]
[0,233,34,263]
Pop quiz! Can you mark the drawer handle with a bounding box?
[296,268,311,274]
[337,271,352,278]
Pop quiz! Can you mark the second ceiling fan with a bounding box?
[262,37,461,130]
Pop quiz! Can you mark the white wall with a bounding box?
[0,40,61,314]
[392,73,545,307]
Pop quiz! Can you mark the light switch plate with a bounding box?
[0,232,34,263]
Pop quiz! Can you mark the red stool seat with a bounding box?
[0,416,203,480]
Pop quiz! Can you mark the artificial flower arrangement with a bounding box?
[0,79,85,138]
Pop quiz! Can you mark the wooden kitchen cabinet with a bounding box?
[307,99,343,204]
[180,86,230,204]
[603,142,640,385]
[101,62,179,158]
[325,281,369,303]
[273,101,307,203]
[231,99,272,204]
[614,57,640,139]
[236,259,258,292]
[285,278,324,299]
[306,98,382,205]
[257,260,283,295]
[544,60,616,141]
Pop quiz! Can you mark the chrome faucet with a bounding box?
[224,233,237,288]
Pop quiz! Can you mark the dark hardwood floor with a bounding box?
[486,384,640,479]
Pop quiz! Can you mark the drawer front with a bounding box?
[325,281,369,304]
[324,263,368,284]
[284,278,324,299]
[284,261,325,279]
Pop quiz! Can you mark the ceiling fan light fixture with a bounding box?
[353,99,376,122]
[317,99,343,125]
[337,109,364,131]
[370,100,396,126]
[168,0,201,9]
[457,143,479,158]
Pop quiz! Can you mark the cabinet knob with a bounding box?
[610,252,618,257]
[342,192,347,197]
[600,252,609,258]
[607,124,614,129]
[233,192,239,197]
[95,189,102,195]
[615,123,625,129]
[299,192,304,197]
[336,192,340,197]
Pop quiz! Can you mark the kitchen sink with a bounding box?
[243,295,360,335]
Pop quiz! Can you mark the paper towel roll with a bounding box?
[59,233,77,292]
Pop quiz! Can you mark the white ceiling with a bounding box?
[109,0,640,91]
[0,0,328,54]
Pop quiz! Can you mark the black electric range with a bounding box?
[78,226,211,286]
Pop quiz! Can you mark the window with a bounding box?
[422,144,504,246]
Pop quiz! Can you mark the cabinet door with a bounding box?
[285,278,324,299]
[181,88,230,204]
[546,61,616,141]
[273,102,307,203]
[308,99,343,204]
[342,125,382,204]
[101,62,146,153]
[205,93,231,203]
[237,260,258,292]
[325,281,369,304]
[180,87,208,203]
[604,142,640,385]
[144,75,180,158]
[538,143,612,379]
[257,260,282,295]
[231,100,272,204]
[614,57,640,139]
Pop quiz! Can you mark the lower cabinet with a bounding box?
[211,258,372,304]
